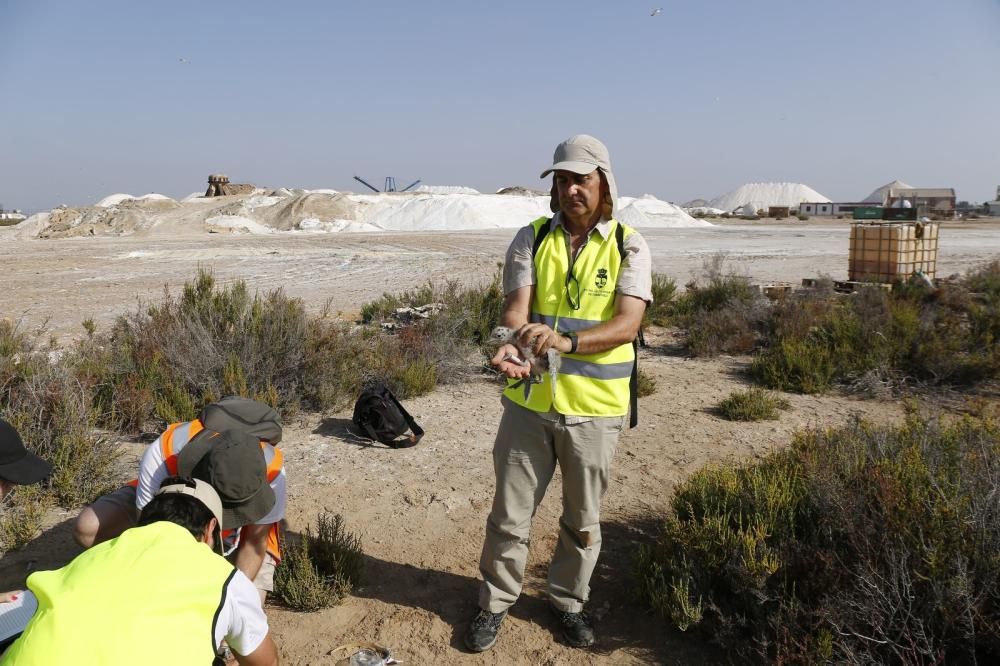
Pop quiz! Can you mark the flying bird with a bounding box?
[650,8,663,16]
[178,57,189,64]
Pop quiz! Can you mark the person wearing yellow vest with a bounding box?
[465,135,652,652]
[2,476,279,665]
[73,398,287,605]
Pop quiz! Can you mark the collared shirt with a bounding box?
[502,212,654,303]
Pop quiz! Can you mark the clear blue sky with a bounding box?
[2,0,998,213]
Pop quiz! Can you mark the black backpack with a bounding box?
[352,384,424,448]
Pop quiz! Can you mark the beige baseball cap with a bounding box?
[540,134,619,218]
[156,477,225,530]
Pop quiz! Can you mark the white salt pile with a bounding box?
[708,182,830,213]
[415,185,480,195]
[617,195,711,228]
[861,180,914,204]
[24,189,712,239]
[351,193,551,231]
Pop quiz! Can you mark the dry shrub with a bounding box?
[751,266,1000,394]
[0,486,50,552]
[0,320,122,519]
[85,269,308,431]
[716,388,790,421]
[635,415,1000,664]
[637,368,657,397]
[274,512,364,611]
[672,255,768,357]
[643,273,679,327]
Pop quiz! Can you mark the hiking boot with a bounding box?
[464,608,507,653]
[552,607,596,648]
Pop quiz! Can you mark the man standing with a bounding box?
[3,477,279,665]
[73,397,286,604]
[466,135,652,652]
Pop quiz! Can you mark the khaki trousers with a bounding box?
[478,399,624,613]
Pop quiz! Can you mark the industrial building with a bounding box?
[799,180,956,218]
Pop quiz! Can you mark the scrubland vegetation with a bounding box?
[3,257,999,648]
[635,414,1000,664]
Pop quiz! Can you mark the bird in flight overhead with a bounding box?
[650,7,663,16]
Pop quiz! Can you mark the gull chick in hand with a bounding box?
[489,326,562,401]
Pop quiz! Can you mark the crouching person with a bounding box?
[73,397,287,604]
[2,477,279,665]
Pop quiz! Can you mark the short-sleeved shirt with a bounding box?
[502,213,653,303]
[135,435,287,526]
[216,570,270,656]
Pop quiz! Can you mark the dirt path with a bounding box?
[1,223,997,663]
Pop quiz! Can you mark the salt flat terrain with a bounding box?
[3,221,997,340]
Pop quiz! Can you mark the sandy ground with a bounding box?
[2,221,999,664]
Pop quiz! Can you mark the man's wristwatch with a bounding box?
[565,332,578,354]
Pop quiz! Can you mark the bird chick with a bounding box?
[489,326,561,402]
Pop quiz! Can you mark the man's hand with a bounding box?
[0,590,23,603]
[491,344,533,379]
[514,323,571,356]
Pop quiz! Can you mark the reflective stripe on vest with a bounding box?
[504,216,635,416]
[4,522,234,665]
[162,419,283,561]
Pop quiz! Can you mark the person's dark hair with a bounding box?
[137,476,217,542]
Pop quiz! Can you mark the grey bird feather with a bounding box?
[489,326,561,402]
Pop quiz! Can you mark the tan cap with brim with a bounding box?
[540,134,619,219]
[156,478,225,531]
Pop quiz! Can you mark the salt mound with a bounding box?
[685,206,727,216]
[415,185,480,195]
[617,195,712,228]
[709,182,830,213]
[205,215,275,234]
[354,193,551,232]
[862,179,914,204]
[258,192,358,231]
[96,193,135,208]
[297,218,380,233]
[497,186,547,196]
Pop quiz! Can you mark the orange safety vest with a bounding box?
[143,419,283,561]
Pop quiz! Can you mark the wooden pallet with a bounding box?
[800,278,893,293]
[835,280,892,293]
[753,282,794,299]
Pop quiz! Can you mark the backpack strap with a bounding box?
[617,221,641,428]
[382,391,424,449]
[531,217,553,258]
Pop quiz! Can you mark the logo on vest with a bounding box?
[595,268,608,289]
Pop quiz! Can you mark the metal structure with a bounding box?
[353,175,422,193]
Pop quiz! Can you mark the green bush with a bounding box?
[797,214,809,221]
[671,256,766,357]
[637,368,657,397]
[0,486,49,552]
[274,512,364,611]
[750,271,1000,393]
[643,273,678,327]
[635,415,1000,664]
[0,319,123,519]
[716,388,790,421]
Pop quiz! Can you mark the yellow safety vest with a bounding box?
[2,521,235,665]
[504,216,636,417]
